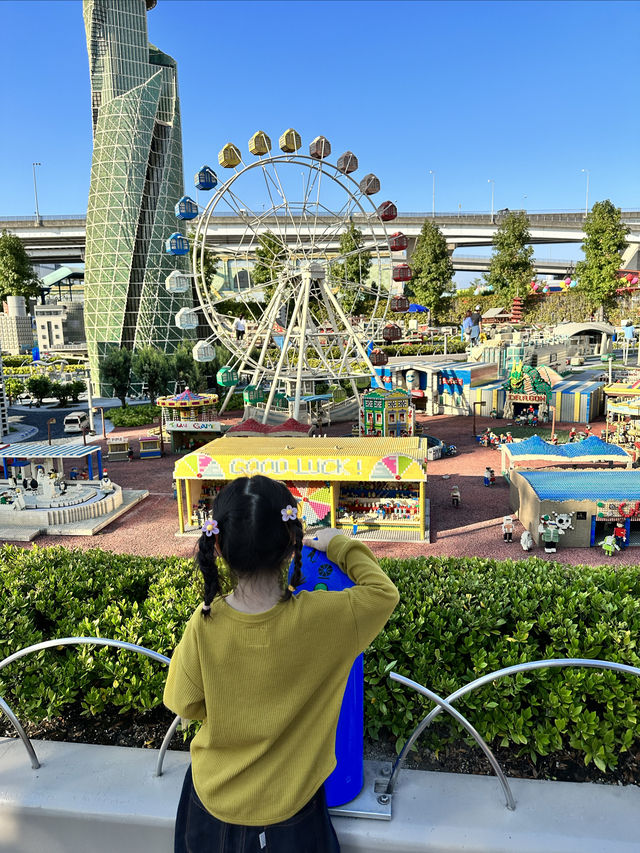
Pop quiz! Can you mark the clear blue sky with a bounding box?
[1,0,638,227]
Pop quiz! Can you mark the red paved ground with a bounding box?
[9,412,639,567]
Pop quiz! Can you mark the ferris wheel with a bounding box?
[166,129,412,420]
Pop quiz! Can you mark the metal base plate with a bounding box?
[328,760,393,820]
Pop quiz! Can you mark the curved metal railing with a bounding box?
[387,658,640,809]
[0,637,180,776]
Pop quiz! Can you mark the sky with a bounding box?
[0,0,638,272]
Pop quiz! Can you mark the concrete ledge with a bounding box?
[0,738,639,853]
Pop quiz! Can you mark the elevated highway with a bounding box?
[2,210,640,271]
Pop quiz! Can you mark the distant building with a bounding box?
[34,301,87,355]
[83,0,194,393]
[0,296,34,355]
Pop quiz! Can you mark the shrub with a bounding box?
[1,548,640,772]
[108,404,161,428]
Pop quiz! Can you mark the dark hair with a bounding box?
[196,476,303,617]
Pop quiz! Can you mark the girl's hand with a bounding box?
[303,528,341,552]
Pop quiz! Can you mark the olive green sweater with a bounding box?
[163,535,399,825]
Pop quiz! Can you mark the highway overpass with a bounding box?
[2,210,640,272]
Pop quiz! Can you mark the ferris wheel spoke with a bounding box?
[224,187,288,255]
[269,159,311,260]
[306,194,360,255]
[256,166,292,256]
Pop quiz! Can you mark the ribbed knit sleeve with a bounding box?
[327,535,399,653]
[163,610,206,720]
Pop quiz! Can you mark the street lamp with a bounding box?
[488,179,495,223]
[429,170,435,218]
[47,417,56,445]
[472,400,486,435]
[581,168,590,216]
[32,162,42,223]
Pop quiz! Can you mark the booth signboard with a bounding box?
[174,436,428,541]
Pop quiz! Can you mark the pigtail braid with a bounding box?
[196,533,220,618]
[283,519,305,601]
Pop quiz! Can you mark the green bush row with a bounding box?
[1,547,639,772]
[107,404,162,428]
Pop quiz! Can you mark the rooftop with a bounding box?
[519,469,640,501]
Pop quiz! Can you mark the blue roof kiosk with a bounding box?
[0,441,103,481]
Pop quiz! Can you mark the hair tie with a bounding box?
[281,505,298,522]
[287,584,295,593]
[201,603,211,614]
[202,519,219,537]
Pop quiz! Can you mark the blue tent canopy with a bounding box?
[408,303,428,313]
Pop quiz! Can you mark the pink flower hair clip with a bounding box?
[202,519,219,537]
[281,505,298,522]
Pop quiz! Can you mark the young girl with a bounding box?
[164,475,399,852]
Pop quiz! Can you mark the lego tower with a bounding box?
[83,0,193,392]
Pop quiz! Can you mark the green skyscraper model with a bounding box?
[83,0,193,393]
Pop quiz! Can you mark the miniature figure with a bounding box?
[520,530,534,551]
[484,467,492,487]
[599,535,619,557]
[127,447,134,463]
[451,485,461,507]
[489,468,496,486]
[569,427,577,442]
[505,432,513,443]
[502,515,514,542]
[613,522,627,550]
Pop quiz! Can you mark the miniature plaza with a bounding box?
[2,2,640,852]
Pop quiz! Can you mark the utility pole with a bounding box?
[32,162,42,224]
[429,170,435,218]
[581,169,590,216]
[488,179,495,223]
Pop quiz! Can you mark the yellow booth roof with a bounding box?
[174,436,427,483]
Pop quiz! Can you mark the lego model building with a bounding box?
[359,388,415,437]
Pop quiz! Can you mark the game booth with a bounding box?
[174,436,428,541]
[509,469,640,548]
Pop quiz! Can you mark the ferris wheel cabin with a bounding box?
[194,166,217,190]
[165,233,189,255]
[174,196,198,220]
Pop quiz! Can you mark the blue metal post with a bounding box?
[2,458,7,479]
[87,455,94,480]
[96,449,103,479]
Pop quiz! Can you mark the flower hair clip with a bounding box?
[202,519,219,537]
[281,504,298,522]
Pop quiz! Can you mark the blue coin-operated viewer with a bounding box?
[289,544,364,807]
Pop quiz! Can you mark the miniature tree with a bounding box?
[330,222,372,314]
[99,346,132,408]
[26,375,53,406]
[0,230,41,303]
[4,377,24,405]
[575,200,629,314]
[484,211,534,297]
[407,219,453,317]
[131,346,172,405]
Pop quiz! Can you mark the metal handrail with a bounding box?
[0,637,180,775]
[388,674,516,810]
[387,658,640,805]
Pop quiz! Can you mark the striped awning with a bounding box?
[0,442,100,459]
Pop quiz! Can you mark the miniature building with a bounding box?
[0,296,34,355]
[139,436,162,459]
[509,468,640,547]
[482,306,512,324]
[157,388,221,453]
[0,355,9,439]
[360,388,415,437]
[105,437,130,461]
[174,436,428,541]
[34,300,85,354]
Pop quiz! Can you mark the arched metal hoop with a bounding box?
[387,658,640,808]
[0,637,180,775]
[388,673,516,810]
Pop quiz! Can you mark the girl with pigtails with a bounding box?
[164,474,399,852]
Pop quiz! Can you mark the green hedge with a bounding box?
[1,547,640,771]
[108,404,161,428]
